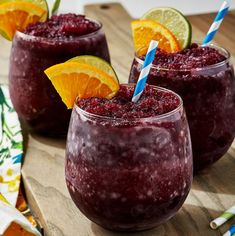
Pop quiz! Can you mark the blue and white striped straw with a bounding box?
[223,225,235,236]
[132,40,158,103]
[202,1,230,46]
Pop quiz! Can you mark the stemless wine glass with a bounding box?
[9,19,110,136]
[129,44,235,171]
[65,84,193,231]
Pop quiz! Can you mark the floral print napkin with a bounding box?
[0,85,41,236]
[0,85,23,206]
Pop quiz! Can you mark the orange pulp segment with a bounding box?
[4,222,35,236]
[131,19,181,55]
[44,62,120,109]
[0,1,47,40]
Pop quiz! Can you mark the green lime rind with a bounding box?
[0,28,10,40]
[51,0,60,15]
[67,55,119,83]
[141,7,192,50]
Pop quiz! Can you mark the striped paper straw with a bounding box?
[132,40,158,103]
[210,205,235,229]
[223,225,235,236]
[202,1,230,46]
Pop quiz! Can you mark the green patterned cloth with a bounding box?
[0,85,23,206]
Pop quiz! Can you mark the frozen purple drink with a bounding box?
[65,84,193,231]
[9,14,110,135]
[129,44,235,171]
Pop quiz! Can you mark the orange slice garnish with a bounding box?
[45,62,120,109]
[0,1,48,40]
[131,19,181,54]
[0,193,36,236]
[4,222,35,236]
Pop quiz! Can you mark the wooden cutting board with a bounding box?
[0,3,235,236]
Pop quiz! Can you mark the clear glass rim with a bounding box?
[74,84,183,122]
[135,43,231,72]
[15,17,103,42]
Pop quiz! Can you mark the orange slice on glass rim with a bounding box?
[4,222,35,236]
[45,61,120,109]
[0,0,48,40]
[131,19,181,55]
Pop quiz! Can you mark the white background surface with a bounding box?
[48,0,235,18]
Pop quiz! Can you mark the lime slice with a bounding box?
[142,7,192,50]
[51,0,60,15]
[67,56,119,82]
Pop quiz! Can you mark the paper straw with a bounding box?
[210,205,235,229]
[202,1,229,46]
[132,40,158,103]
[223,225,235,236]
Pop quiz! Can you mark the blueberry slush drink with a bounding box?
[129,44,235,171]
[65,84,193,231]
[9,14,110,135]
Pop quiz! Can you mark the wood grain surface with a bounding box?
[0,3,235,236]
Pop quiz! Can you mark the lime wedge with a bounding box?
[67,56,119,82]
[142,7,192,50]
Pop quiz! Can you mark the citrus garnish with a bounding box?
[68,55,119,82]
[0,0,48,40]
[51,0,60,15]
[141,7,192,50]
[44,61,119,109]
[131,19,180,54]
